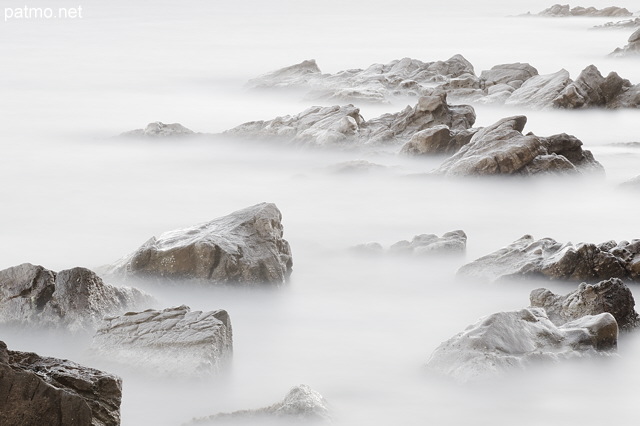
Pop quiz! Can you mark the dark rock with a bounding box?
[530,278,639,330]
[104,203,293,285]
[121,122,196,138]
[400,125,478,155]
[553,65,631,108]
[432,116,603,176]
[458,235,639,282]
[426,308,617,382]
[0,341,121,426]
[89,305,232,377]
[0,263,153,331]
[188,384,330,424]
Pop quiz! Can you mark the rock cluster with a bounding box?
[188,384,330,424]
[433,116,603,176]
[89,305,233,377]
[0,263,152,331]
[0,341,122,426]
[611,28,640,56]
[353,230,467,255]
[593,17,640,29]
[104,203,293,286]
[537,4,632,17]
[426,308,617,382]
[247,57,640,109]
[457,235,640,282]
[530,278,639,330]
[226,92,476,148]
[121,121,195,138]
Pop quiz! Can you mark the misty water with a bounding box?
[1,0,640,425]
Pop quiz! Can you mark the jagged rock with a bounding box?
[611,27,640,56]
[400,125,478,155]
[0,263,153,331]
[104,203,293,285]
[530,278,639,330]
[246,55,480,103]
[457,235,640,282]
[226,94,475,147]
[553,65,631,108]
[593,17,640,29]
[538,4,632,17]
[0,341,122,426]
[480,63,538,89]
[188,384,330,424]
[426,308,617,382]
[389,231,467,255]
[432,116,603,176]
[121,122,195,138]
[89,305,232,377]
[505,70,572,108]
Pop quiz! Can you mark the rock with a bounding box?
[389,230,467,255]
[121,122,195,138]
[480,63,538,89]
[592,17,640,29]
[611,27,640,56]
[457,235,640,282]
[530,278,639,330]
[538,4,632,17]
[432,116,603,176]
[247,59,322,89]
[246,55,479,103]
[0,263,153,331]
[187,384,330,424]
[0,341,122,426]
[505,70,572,108]
[104,203,293,285]
[89,305,232,377]
[553,65,631,108]
[426,308,617,382]
[226,94,476,147]
[400,125,478,156]
[325,160,387,174]
[620,174,640,190]
[350,242,385,255]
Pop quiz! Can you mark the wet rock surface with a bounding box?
[121,122,196,138]
[433,116,603,176]
[458,235,640,282]
[0,341,122,426]
[0,263,153,331]
[426,308,617,382]
[104,203,293,285]
[226,94,475,147]
[530,278,639,330]
[89,305,232,377]
[187,384,330,424]
[352,231,467,256]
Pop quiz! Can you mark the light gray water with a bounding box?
[1,0,640,425]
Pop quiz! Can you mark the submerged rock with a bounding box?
[121,122,196,138]
[89,305,232,377]
[592,17,640,29]
[427,308,617,382]
[531,278,639,330]
[0,263,152,331]
[620,174,640,190]
[188,384,330,424]
[0,341,122,426]
[104,203,293,285]
[611,28,640,56]
[226,93,475,147]
[457,235,640,282]
[538,4,632,17]
[352,231,467,256]
[432,116,603,176]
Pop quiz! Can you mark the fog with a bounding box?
[1,0,640,425]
